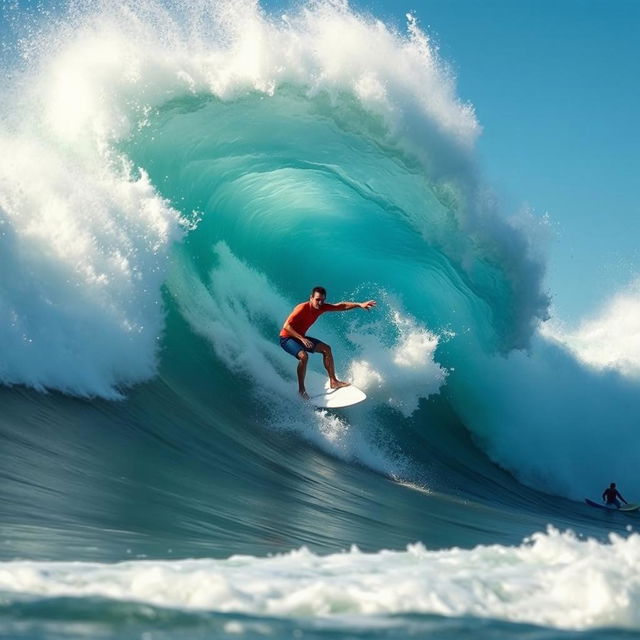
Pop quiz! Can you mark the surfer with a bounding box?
[602,482,627,508]
[280,286,376,399]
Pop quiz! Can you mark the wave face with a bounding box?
[2,1,640,639]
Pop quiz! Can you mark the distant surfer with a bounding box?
[280,286,376,399]
[602,482,627,508]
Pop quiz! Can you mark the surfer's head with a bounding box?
[611,483,616,488]
[310,286,327,309]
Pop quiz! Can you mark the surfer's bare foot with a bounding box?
[299,390,310,400]
[330,379,350,390]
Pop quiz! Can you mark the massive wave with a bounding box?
[3,2,640,638]
[0,0,550,394]
[1,0,640,556]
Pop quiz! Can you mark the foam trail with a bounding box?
[0,528,638,631]
[168,242,444,476]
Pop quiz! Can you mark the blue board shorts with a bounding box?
[280,335,321,358]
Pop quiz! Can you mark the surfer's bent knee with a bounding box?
[315,342,331,354]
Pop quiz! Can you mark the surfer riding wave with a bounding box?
[280,287,376,399]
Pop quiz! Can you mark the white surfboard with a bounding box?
[304,371,366,409]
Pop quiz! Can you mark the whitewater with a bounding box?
[1,1,640,638]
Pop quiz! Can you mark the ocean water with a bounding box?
[1,1,640,638]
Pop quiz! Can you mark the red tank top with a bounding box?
[280,302,339,338]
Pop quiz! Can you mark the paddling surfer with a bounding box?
[279,286,376,399]
[602,482,627,508]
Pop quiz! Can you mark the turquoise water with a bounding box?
[1,1,640,638]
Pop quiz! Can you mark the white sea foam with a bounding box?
[541,280,640,379]
[0,528,638,631]
[348,304,448,417]
[0,136,183,398]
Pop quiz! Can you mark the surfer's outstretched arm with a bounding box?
[323,300,377,312]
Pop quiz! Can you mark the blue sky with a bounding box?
[264,0,640,324]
